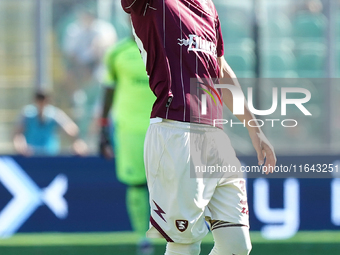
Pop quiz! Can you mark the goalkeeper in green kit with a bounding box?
[99,37,155,255]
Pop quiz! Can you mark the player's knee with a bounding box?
[210,224,252,255]
[210,240,251,255]
[237,239,252,255]
[165,241,201,255]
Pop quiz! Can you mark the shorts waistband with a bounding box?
[150,118,217,131]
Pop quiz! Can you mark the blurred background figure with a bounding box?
[292,0,327,78]
[62,4,117,142]
[99,35,156,255]
[13,91,87,156]
[0,0,338,155]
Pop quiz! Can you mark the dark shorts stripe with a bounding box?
[212,223,247,231]
[150,216,174,242]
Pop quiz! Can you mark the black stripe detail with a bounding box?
[212,224,247,231]
[150,216,174,242]
[210,220,229,229]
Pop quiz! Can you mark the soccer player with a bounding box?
[99,37,156,254]
[121,1,276,255]
[14,92,87,156]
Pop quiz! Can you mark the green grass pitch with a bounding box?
[0,231,339,255]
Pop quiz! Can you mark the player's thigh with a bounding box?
[207,177,249,227]
[144,122,215,243]
[115,130,146,185]
[205,129,248,225]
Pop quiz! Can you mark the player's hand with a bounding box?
[99,126,114,159]
[13,135,34,157]
[249,130,276,174]
[18,145,34,157]
[72,139,88,156]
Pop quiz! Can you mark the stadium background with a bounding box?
[0,0,339,254]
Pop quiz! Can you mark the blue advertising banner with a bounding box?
[0,155,339,239]
[0,156,130,237]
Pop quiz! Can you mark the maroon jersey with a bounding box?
[121,0,224,126]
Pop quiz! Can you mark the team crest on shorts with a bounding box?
[175,220,189,232]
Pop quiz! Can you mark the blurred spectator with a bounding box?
[306,0,323,14]
[62,5,117,139]
[13,92,87,156]
[63,6,117,81]
[292,0,327,39]
[291,0,327,78]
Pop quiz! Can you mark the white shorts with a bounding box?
[144,118,249,244]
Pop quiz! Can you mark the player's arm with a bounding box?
[101,87,114,120]
[54,109,87,156]
[218,56,276,173]
[99,86,115,159]
[99,47,117,159]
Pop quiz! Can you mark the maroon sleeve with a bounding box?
[121,0,148,15]
[216,17,224,57]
